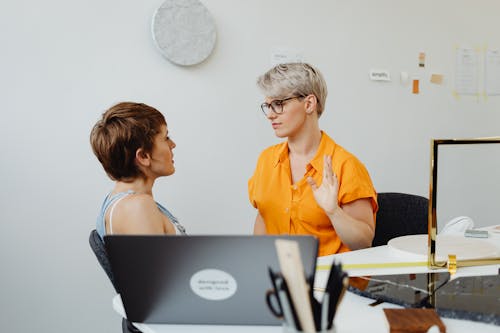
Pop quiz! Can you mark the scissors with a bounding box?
[265,267,284,319]
[265,267,300,330]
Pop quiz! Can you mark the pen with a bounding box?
[321,292,330,331]
[324,262,344,329]
[277,288,296,330]
[323,261,341,300]
[307,272,322,331]
[328,273,349,329]
[279,275,302,331]
[310,290,322,331]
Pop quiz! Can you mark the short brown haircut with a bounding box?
[90,102,166,181]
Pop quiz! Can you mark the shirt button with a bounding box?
[292,185,298,190]
[284,208,289,213]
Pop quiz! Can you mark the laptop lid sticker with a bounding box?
[190,269,237,301]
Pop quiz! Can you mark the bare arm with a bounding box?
[307,155,375,250]
[327,198,374,250]
[253,213,267,235]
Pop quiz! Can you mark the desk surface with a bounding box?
[113,236,500,333]
[114,288,500,333]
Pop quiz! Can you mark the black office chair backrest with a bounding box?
[89,229,143,333]
[89,229,119,292]
[372,192,429,247]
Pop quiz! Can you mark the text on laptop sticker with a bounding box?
[190,269,238,301]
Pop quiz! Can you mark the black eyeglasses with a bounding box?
[260,95,304,116]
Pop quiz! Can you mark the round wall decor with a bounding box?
[152,0,217,66]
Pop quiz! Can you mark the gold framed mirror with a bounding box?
[428,137,500,269]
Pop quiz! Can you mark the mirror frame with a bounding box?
[428,137,500,269]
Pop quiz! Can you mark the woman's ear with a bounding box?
[135,148,151,167]
[304,94,318,114]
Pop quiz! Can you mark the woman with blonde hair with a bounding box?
[249,63,377,256]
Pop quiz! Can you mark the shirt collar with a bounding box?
[309,131,336,172]
[272,131,335,169]
[273,141,289,167]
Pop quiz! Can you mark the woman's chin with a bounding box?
[273,129,288,138]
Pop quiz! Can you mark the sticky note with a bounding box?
[430,74,443,85]
[369,69,391,81]
[400,71,409,85]
[419,52,425,67]
[412,79,419,94]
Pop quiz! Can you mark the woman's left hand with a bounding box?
[306,155,339,215]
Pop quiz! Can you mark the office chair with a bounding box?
[372,192,428,247]
[89,229,142,333]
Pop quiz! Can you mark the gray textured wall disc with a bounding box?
[152,0,217,66]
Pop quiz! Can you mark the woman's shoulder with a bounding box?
[257,141,287,161]
[334,146,368,172]
[109,193,166,234]
[323,134,361,164]
[328,141,372,180]
[118,193,159,214]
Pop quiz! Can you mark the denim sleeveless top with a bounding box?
[96,190,187,239]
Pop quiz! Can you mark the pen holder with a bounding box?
[266,261,347,333]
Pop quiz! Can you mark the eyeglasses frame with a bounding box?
[260,95,305,116]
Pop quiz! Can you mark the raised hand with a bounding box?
[306,155,339,215]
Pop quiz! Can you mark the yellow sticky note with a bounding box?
[430,74,443,85]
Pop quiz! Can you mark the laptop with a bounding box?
[104,235,318,325]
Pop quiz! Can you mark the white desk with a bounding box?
[113,241,500,333]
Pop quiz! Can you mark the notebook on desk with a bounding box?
[104,235,318,325]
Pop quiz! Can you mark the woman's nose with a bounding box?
[266,111,277,120]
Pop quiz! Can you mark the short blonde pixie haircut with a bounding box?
[257,63,328,117]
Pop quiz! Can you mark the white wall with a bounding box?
[1,0,499,332]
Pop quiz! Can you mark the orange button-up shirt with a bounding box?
[248,132,378,256]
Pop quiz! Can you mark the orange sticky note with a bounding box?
[413,79,419,94]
